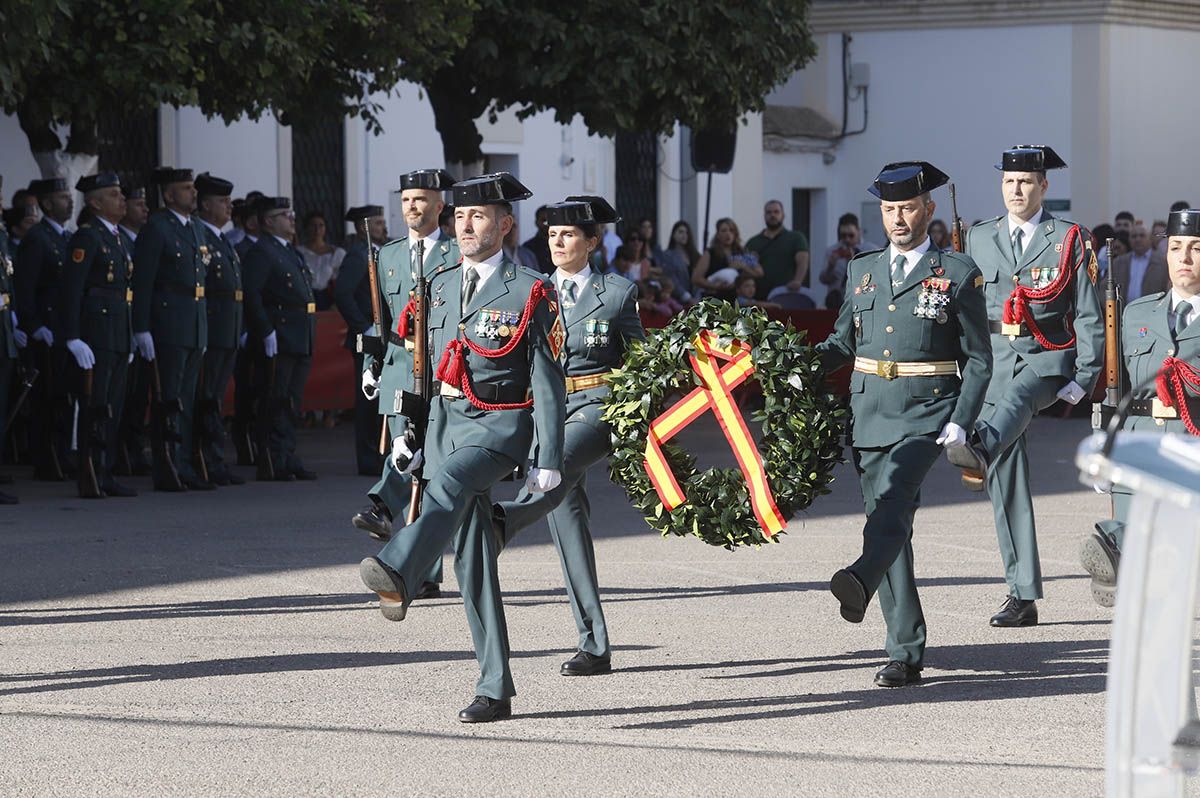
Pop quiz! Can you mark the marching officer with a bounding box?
[132,167,211,491]
[195,173,245,486]
[333,204,388,477]
[350,169,457,601]
[358,173,566,723]
[115,185,152,476]
[16,177,73,481]
[494,195,644,677]
[948,146,1104,626]
[241,196,318,481]
[818,162,991,688]
[0,194,26,504]
[1081,208,1200,606]
[60,173,137,498]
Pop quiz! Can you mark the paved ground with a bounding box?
[0,414,1132,795]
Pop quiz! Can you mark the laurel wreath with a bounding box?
[603,300,847,549]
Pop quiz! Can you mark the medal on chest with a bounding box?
[199,244,212,267]
[853,272,876,295]
[475,309,518,340]
[584,318,610,347]
[432,282,445,308]
[915,277,951,323]
[1029,266,1059,290]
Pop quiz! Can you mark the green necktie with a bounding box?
[1011,228,1025,263]
[562,280,578,308]
[462,266,479,309]
[1175,302,1193,339]
[891,253,907,287]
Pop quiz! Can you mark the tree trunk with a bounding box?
[425,67,487,178]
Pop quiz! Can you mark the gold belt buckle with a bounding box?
[306,302,316,314]
[876,360,897,380]
[564,376,576,393]
[194,286,205,299]
[125,289,133,303]
[1000,322,1022,337]
[235,290,243,301]
[1,293,9,305]
[1152,397,1179,419]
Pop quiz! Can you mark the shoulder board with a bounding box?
[970,215,1003,230]
[512,263,547,283]
[850,247,885,262]
[1127,292,1166,310]
[936,250,975,269]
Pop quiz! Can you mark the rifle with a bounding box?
[949,183,966,254]
[400,238,430,524]
[355,219,385,367]
[32,341,64,480]
[1093,238,1122,430]
[76,368,104,498]
[193,365,210,484]
[255,354,276,481]
[4,365,38,430]
[149,357,184,490]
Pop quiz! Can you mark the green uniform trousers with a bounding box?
[377,447,517,699]
[498,420,611,657]
[199,346,237,480]
[1097,489,1132,551]
[88,349,129,480]
[259,353,310,474]
[974,363,1066,600]
[156,344,202,483]
[351,350,383,475]
[369,413,443,586]
[852,434,942,667]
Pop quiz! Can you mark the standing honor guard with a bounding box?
[948,146,1103,626]
[132,167,211,491]
[817,162,991,688]
[1081,208,1200,606]
[16,177,73,481]
[241,196,318,481]
[494,195,644,677]
[358,173,566,723]
[115,185,152,477]
[0,197,26,504]
[350,169,458,600]
[194,173,244,486]
[60,173,137,498]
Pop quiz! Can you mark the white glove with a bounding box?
[1057,380,1087,405]
[263,331,277,358]
[364,324,378,338]
[66,339,96,370]
[0,293,6,310]
[133,331,155,360]
[362,368,379,400]
[526,468,562,493]
[238,332,248,349]
[935,422,967,448]
[128,352,134,363]
[1093,480,1113,495]
[391,435,423,474]
[32,326,53,346]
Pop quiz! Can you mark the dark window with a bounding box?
[97,109,159,205]
[291,117,346,245]
[615,132,658,239]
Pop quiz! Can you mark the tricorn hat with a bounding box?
[345,205,384,223]
[75,172,121,194]
[399,169,457,192]
[195,172,234,198]
[995,145,1067,172]
[546,196,621,226]
[122,186,146,200]
[28,177,68,197]
[254,196,291,215]
[1166,209,1200,238]
[452,172,533,207]
[153,167,194,185]
[867,161,950,201]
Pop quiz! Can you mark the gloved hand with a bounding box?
[133,331,155,361]
[935,422,967,448]
[363,324,378,338]
[0,293,6,310]
[32,326,54,346]
[66,339,96,370]
[1093,479,1113,495]
[362,368,380,400]
[1056,380,1087,405]
[263,331,277,358]
[391,434,423,474]
[238,332,248,349]
[128,352,134,363]
[526,468,562,493]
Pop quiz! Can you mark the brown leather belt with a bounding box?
[1128,397,1199,420]
[988,318,1066,337]
[157,283,205,300]
[565,372,611,393]
[853,357,958,381]
[434,381,529,404]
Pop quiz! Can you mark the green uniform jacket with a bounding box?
[200,223,244,350]
[1119,292,1200,435]
[0,227,18,359]
[817,247,992,448]
[241,235,316,356]
[365,233,458,414]
[422,256,565,471]
[15,218,68,334]
[333,240,374,351]
[559,272,644,428]
[131,209,208,348]
[60,222,133,355]
[965,210,1104,399]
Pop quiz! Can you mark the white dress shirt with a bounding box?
[46,217,67,236]
[555,264,593,298]
[119,225,138,243]
[199,219,224,239]
[408,227,443,269]
[462,248,504,294]
[1007,212,1042,258]
[1127,249,1152,301]
[1171,290,1200,330]
[169,208,190,227]
[886,235,933,280]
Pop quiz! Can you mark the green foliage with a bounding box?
[603,299,846,550]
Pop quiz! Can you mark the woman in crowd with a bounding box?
[659,221,699,304]
[692,217,760,301]
[297,211,345,311]
[928,219,951,251]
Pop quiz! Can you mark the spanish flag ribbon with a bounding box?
[643,331,786,537]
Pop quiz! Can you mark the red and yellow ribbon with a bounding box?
[643,331,786,537]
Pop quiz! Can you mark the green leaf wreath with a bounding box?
[603,300,848,549]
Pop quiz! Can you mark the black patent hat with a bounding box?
[75,173,121,193]
[868,161,949,201]
[28,177,68,196]
[123,186,146,200]
[399,169,456,191]
[195,172,234,197]
[452,172,533,207]
[345,205,384,222]
[254,196,291,214]
[1166,209,1200,237]
[547,196,620,226]
[153,167,194,185]
[995,145,1067,172]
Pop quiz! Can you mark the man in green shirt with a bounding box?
[746,199,810,299]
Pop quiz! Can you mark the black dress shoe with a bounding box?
[100,480,138,497]
[830,568,868,623]
[0,490,19,505]
[414,581,441,600]
[225,472,245,485]
[874,660,922,688]
[990,595,1038,627]
[1080,529,1120,608]
[457,695,511,723]
[352,504,393,541]
[561,651,612,676]
[154,479,188,493]
[359,556,409,621]
[181,476,217,491]
[272,472,295,482]
[946,438,989,492]
[291,468,318,481]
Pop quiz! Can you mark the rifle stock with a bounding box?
[4,365,37,430]
[405,238,430,525]
[150,357,184,490]
[949,183,966,254]
[1093,238,1123,430]
[357,220,385,364]
[77,368,103,498]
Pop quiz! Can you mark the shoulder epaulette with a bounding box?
[971,215,1003,230]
